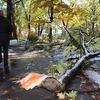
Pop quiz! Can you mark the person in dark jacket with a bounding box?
[0,10,12,75]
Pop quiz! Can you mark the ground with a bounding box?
[0,45,100,100]
[0,46,58,100]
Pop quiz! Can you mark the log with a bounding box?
[40,51,100,93]
[17,51,100,93]
[59,51,100,91]
[17,72,63,93]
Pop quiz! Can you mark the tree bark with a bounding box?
[48,6,53,42]
[20,0,32,40]
[37,24,44,36]
[7,0,12,23]
[7,0,17,39]
[59,51,100,91]
[12,3,17,39]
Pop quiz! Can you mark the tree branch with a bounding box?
[79,29,89,55]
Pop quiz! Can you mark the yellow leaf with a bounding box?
[57,93,66,99]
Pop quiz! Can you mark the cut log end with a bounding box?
[40,77,63,93]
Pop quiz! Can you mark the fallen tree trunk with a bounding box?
[17,51,100,93]
[59,51,100,91]
[65,55,79,61]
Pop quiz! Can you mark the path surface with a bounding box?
[0,46,57,100]
[0,46,100,100]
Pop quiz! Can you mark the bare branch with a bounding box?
[79,29,89,55]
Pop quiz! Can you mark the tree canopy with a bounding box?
[0,0,100,42]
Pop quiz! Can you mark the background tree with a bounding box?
[6,0,17,39]
[80,0,100,38]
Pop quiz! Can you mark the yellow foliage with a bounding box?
[54,3,69,13]
[34,19,49,24]
[65,45,77,53]
[58,4,88,27]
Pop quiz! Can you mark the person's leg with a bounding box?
[3,44,9,74]
[0,45,2,63]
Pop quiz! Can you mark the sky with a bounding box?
[63,0,84,5]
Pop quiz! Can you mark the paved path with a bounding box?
[0,46,100,100]
[0,47,57,100]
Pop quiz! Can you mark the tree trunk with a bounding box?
[38,24,40,36]
[17,50,100,93]
[20,0,31,40]
[7,0,12,22]
[37,24,44,36]
[7,0,17,39]
[59,51,100,91]
[91,7,96,37]
[27,22,31,39]
[7,0,12,39]
[91,21,95,37]
[12,3,17,39]
[48,6,53,42]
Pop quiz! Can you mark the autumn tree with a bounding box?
[80,0,100,38]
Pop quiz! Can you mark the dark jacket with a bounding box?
[0,15,13,45]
